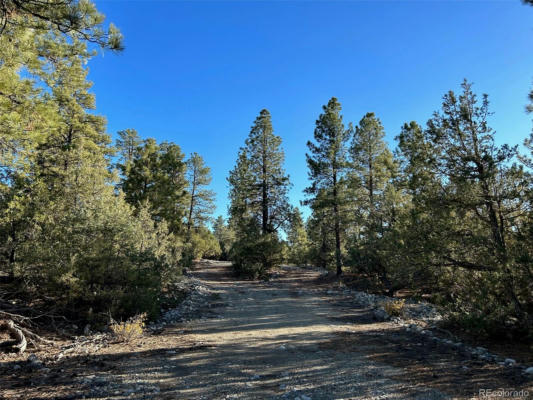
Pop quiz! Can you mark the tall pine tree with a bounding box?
[185,152,216,233]
[305,97,349,275]
[228,109,290,275]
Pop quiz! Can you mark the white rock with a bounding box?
[524,366,533,374]
[301,395,312,400]
[504,358,516,366]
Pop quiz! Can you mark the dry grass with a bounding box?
[382,299,406,317]
[109,313,146,342]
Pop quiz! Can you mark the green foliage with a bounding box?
[230,225,284,279]
[213,216,235,260]
[182,227,221,268]
[227,109,290,275]
[345,112,403,292]
[185,153,216,232]
[116,129,142,170]
[286,207,310,265]
[305,201,336,270]
[0,1,186,325]
[120,139,188,235]
[0,0,124,50]
[302,83,532,338]
[305,97,350,275]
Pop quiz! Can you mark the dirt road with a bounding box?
[1,261,531,399]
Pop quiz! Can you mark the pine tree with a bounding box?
[286,207,309,265]
[305,97,350,275]
[185,153,216,233]
[116,129,142,172]
[121,139,187,235]
[0,0,123,50]
[422,81,531,332]
[348,112,397,285]
[306,192,336,270]
[0,0,185,323]
[228,149,254,231]
[156,142,188,234]
[228,110,291,232]
[522,84,533,167]
[395,121,437,199]
[245,109,291,233]
[227,109,290,275]
[350,112,395,235]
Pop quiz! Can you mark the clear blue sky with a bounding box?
[89,0,533,220]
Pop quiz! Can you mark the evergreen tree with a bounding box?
[0,0,123,50]
[347,112,398,285]
[421,81,531,333]
[306,201,335,270]
[156,142,188,234]
[228,149,253,231]
[286,207,310,265]
[227,109,290,275]
[350,112,395,235]
[245,109,291,233]
[116,129,142,172]
[185,153,216,233]
[395,121,438,199]
[213,215,234,260]
[228,109,291,234]
[522,84,533,168]
[305,97,350,275]
[391,121,439,287]
[0,0,190,324]
[121,139,187,235]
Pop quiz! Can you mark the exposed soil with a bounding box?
[0,261,531,399]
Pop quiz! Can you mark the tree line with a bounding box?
[0,2,218,325]
[226,84,532,339]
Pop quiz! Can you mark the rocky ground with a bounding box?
[0,260,531,399]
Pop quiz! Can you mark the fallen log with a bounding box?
[0,319,27,353]
[20,326,55,346]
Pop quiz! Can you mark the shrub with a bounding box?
[230,231,284,278]
[382,299,405,317]
[183,227,222,268]
[109,313,146,342]
[14,190,181,323]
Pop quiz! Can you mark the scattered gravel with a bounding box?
[291,265,530,373]
[149,277,216,331]
[3,261,530,399]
